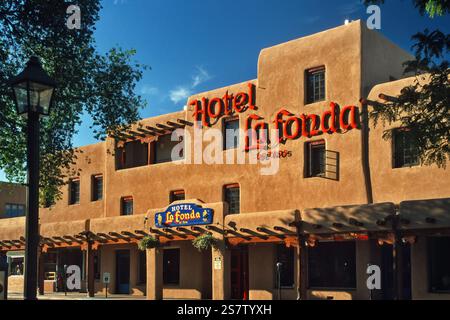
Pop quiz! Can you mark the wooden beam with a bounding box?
[137,128,156,136]
[177,119,193,126]
[167,121,185,129]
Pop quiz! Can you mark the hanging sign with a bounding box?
[155,203,214,228]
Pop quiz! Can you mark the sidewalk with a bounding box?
[8,292,147,300]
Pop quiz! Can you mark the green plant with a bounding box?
[138,236,160,251]
[192,233,218,252]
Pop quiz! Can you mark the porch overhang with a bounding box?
[224,209,300,246]
[398,198,450,235]
[301,202,396,235]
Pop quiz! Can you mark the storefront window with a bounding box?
[170,190,185,203]
[121,197,133,216]
[92,174,103,201]
[5,203,26,218]
[138,250,147,284]
[224,117,239,150]
[305,140,326,178]
[308,241,356,289]
[224,184,240,214]
[393,128,419,168]
[276,244,295,288]
[428,237,450,293]
[306,66,326,104]
[8,257,24,276]
[163,249,180,285]
[69,179,80,205]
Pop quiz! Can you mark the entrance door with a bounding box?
[230,247,249,300]
[116,250,130,294]
[381,243,412,300]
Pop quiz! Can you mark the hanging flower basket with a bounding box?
[192,233,219,252]
[138,235,160,251]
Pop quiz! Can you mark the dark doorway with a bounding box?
[116,250,131,294]
[54,248,83,293]
[230,246,249,300]
[381,243,412,300]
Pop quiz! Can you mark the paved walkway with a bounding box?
[8,292,147,300]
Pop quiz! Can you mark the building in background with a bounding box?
[0,20,449,300]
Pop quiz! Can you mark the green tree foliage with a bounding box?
[0,1,147,206]
[364,0,449,167]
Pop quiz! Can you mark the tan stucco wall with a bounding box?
[0,182,26,219]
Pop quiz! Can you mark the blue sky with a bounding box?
[0,0,448,181]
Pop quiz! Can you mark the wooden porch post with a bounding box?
[86,241,96,298]
[146,247,163,300]
[295,223,308,300]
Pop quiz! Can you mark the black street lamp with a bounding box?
[8,56,56,300]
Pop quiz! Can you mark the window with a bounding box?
[138,250,147,284]
[428,237,450,293]
[116,140,149,170]
[155,134,183,164]
[170,190,185,203]
[276,244,295,288]
[305,140,326,178]
[306,66,326,104]
[393,128,419,168]
[308,241,356,289]
[163,249,180,285]
[8,256,24,276]
[121,197,133,216]
[94,251,101,280]
[224,117,239,150]
[69,179,80,205]
[224,184,240,214]
[92,175,103,201]
[5,203,26,218]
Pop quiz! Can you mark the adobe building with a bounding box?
[0,20,449,300]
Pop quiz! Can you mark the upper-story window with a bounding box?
[305,140,326,178]
[116,140,149,170]
[92,174,103,201]
[155,134,184,164]
[223,117,240,150]
[69,178,80,205]
[121,196,133,216]
[5,203,26,218]
[393,128,419,168]
[170,190,185,203]
[306,66,326,104]
[224,184,240,214]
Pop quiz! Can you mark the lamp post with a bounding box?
[8,56,56,300]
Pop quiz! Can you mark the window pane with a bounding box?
[308,241,356,289]
[429,237,450,292]
[70,180,80,205]
[170,191,185,203]
[306,141,326,177]
[122,198,133,216]
[224,119,239,150]
[225,187,240,214]
[306,67,325,104]
[394,129,419,168]
[93,176,103,201]
[163,249,180,285]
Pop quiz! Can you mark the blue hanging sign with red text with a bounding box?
[155,203,214,228]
